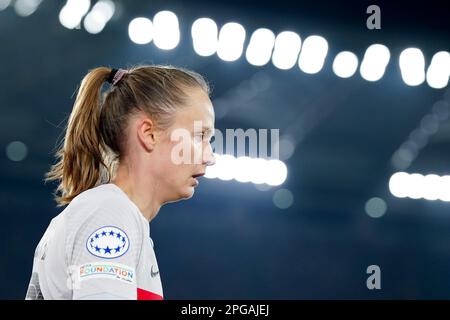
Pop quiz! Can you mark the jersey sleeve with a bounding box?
[67,203,143,300]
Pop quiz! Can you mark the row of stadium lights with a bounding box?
[364,169,450,219]
[205,154,293,209]
[204,154,287,186]
[389,172,450,202]
[3,0,448,88]
[127,14,449,89]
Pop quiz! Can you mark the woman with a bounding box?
[25,65,216,300]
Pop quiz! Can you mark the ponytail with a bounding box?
[46,67,112,206]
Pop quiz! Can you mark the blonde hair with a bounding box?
[46,64,210,206]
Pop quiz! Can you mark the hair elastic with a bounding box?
[107,68,128,86]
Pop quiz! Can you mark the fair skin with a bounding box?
[111,87,216,222]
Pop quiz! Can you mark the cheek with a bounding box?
[161,143,193,181]
[192,140,204,163]
[171,136,202,165]
[155,160,187,189]
[179,140,200,164]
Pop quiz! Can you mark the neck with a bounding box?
[111,161,162,223]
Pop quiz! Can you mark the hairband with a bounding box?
[107,68,128,86]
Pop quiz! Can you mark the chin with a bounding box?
[177,187,195,201]
[164,187,195,204]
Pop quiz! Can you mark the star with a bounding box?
[101,231,107,236]
[94,246,100,252]
[116,233,122,239]
[121,237,126,243]
[109,230,115,236]
[114,246,121,253]
[104,246,112,254]
[95,234,99,239]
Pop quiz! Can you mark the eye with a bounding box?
[193,132,204,143]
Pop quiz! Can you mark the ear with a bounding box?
[136,117,157,152]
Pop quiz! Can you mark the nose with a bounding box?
[202,143,216,166]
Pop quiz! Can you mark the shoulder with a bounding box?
[64,184,145,238]
[68,184,134,217]
[73,183,128,207]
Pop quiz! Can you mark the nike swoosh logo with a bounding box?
[151,265,160,278]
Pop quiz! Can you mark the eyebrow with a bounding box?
[200,127,214,133]
[193,125,214,134]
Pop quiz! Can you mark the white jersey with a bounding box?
[25,183,164,300]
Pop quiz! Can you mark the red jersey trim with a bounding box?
[137,288,164,300]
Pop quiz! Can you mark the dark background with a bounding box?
[1,0,449,299]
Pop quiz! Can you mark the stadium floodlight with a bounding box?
[245,28,275,66]
[426,51,450,89]
[298,35,328,74]
[128,17,153,45]
[191,17,218,57]
[217,22,246,62]
[272,31,302,70]
[332,51,359,78]
[153,10,180,50]
[399,48,426,86]
[360,44,390,81]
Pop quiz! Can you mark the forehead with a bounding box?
[174,88,215,129]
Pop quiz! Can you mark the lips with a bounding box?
[192,173,205,179]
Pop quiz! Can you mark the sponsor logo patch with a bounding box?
[86,226,129,259]
[79,262,135,284]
